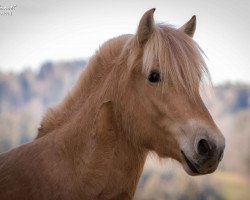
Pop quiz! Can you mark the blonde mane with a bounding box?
[38,24,209,137]
[37,35,131,137]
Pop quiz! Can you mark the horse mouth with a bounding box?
[181,151,199,174]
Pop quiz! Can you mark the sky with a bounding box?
[0,0,250,84]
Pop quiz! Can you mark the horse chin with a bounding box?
[180,151,218,176]
[183,166,200,176]
[180,151,201,176]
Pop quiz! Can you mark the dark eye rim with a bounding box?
[147,70,161,83]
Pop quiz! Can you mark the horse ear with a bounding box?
[179,15,196,37]
[136,8,156,46]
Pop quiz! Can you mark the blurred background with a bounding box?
[0,0,249,199]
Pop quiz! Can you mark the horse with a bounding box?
[0,8,225,200]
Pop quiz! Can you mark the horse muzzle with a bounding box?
[180,136,225,176]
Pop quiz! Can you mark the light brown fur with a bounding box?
[0,9,225,200]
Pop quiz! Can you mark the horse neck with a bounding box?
[39,56,118,142]
[100,137,148,198]
[51,103,148,198]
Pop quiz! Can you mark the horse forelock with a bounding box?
[141,24,210,99]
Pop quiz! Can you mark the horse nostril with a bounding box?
[197,139,211,156]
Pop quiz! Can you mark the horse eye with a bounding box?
[148,70,161,83]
